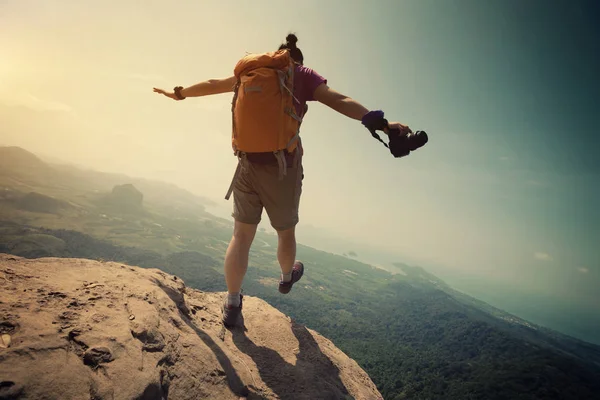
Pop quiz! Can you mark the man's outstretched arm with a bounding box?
[153,76,236,100]
[313,83,411,134]
[313,83,369,120]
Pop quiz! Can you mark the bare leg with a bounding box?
[224,221,257,296]
[276,226,296,279]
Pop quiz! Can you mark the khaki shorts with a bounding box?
[231,154,303,231]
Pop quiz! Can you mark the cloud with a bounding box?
[577,267,589,274]
[499,156,509,162]
[534,252,553,261]
[1,92,72,113]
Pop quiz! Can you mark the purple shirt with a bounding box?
[293,65,327,118]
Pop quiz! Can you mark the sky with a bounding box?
[1,0,599,343]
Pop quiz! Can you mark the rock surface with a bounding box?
[0,254,382,399]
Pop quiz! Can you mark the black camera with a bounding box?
[362,111,429,158]
[388,129,429,158]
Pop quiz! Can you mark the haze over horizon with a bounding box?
[1,0,599,345]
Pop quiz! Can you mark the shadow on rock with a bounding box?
[232,320,352,400]
[152,278,249,399]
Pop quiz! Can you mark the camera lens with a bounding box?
[408,131,428,151]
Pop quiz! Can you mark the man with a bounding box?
[154,34,412,328]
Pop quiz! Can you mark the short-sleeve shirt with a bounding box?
[293,65,327,118]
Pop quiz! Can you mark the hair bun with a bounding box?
[285,33,298,48]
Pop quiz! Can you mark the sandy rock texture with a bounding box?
[0,254,382,400]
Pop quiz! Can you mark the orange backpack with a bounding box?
[230,49,302,155]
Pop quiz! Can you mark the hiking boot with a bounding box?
[222,293,243,328]
[278,261,304,294]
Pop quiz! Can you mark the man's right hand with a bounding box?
[386,121,412,136]
[153,88,178,100]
